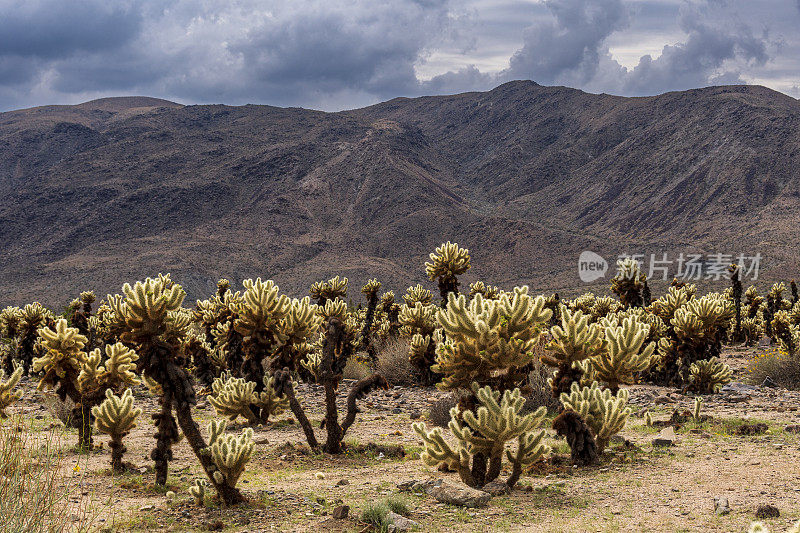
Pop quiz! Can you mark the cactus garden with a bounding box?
[2,245,800,532]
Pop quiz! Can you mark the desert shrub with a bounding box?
[0,415,100,532]
[361,501,392,532]
[373,337,415,385]
[428,394,458,428]
[746,348,800,389]
[526,346,560,413]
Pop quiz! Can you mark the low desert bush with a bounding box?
[526,342,561,413]
[345,337,416,385]
[0,415,100,532]
[374,337,415,385]
[746,348,800,389]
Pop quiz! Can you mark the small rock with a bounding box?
[428,480,492,508]
[761,377,777,388]
[713,497,730,516]
[138,505,155,512]
[335,479,350,487]
[654,395,673,404]
[653,427,676,447]
[332,505,349,519]
[482,481,511,496]
[755,504,780,519]
[386,511,420,532]
[255,437,269,445]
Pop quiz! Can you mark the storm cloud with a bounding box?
[0,0,797,111]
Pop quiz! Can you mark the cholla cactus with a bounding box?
[77,343,140,397]
[741,317,763,346]
[403,284,433,307]
[358,279,382,360]
[206,420,254,490]
[274,317,388,454]
[33,319,95,446]
[542,308,605,396]
[399,302,439,384]
[92,389,141,472]
[590,296,622,321]
[592,317,655,392]
[469,281,499,299]
[744,286,764,319]
[693,397,703,420]
[610,257,647,308]
[688,357,732,393]
[189,479,209,506]
[309,276,348,306]
[434,288,552,392]
[271,296,322,372]
[560,382,630,453]
[414,385,549,488]
[208,372,288,425]
[652,293,733,386]
[425,242,471,307]
[16,303,53,375]
[772,310,799,356]
[110,275,244,504]
[0,366,23,418]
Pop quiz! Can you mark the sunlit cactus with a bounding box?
[610,257,647,308]
[688,357,732,393]
[560,381,630,453]
[272,296,322,373]
[403,284,433,307]
[17,303,54,375]
[469,281,499,299]
[771,310,799,356]
[189,478,209,506]
[542,308,605,397]
[205,420,254,490]
[92,388,141,472]
[358,279,382,360]
[414,384,549,488]
[274,316,388,454]
[744,286,764,319]
[0,366,23,418]
[425,242,471,307]
[434,288,551,392]
[398,302,439,384]
[592,316,655,392]
[110,274,244,504]
[208,372,288,425]
[309,276,348,306]
[651,292,733,386]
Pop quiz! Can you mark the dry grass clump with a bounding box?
[746,347,800,389]
[344,338,415,385]
[0,415,100,532]
[525,340,560,413]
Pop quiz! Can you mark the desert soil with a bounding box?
[7,345,800,533]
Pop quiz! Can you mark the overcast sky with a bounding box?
[1,0,798,112]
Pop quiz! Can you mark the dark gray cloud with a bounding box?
[0,0,797,112]
[504,0,629,85]
[0,1,143,59]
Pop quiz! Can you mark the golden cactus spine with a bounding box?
[0,366,23,418]
[413,384,549,488]
[92,388,141,472]
[425,242,471,307]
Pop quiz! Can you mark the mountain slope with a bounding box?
[1,82,798,306]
